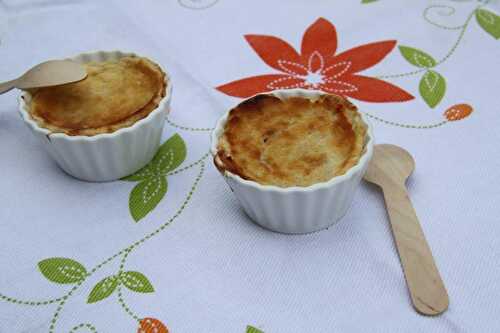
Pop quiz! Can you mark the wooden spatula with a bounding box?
[364,144,449,316]
[0,60,87,94]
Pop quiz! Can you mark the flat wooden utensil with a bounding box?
[364,144,449,316]
[0,60,87,94]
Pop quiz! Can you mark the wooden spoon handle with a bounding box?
[382,186,449,316]
[0,79,17,94]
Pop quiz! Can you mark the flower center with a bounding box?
[304,71,323,86]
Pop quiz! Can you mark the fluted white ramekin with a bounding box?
[18,51,172,182]
[211,89,374,234]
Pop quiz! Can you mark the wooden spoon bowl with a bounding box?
[0,60,87,94]
[364,144,415,185]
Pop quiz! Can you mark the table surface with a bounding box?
[1,0,499,332]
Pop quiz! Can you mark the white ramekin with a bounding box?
[211,89,374,234]
[18,51,172,182]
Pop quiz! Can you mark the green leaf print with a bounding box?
[247,326,264,333]
[123,133,186,221]
[129,176,168,222]
[476,9,500,39]
[122,133,187,181]
[38,258,87,284]
[419,70,446,108]
[120,271,154,293]
[121,162,155,181]
[87,275,118,303]
[398,46,436,68]
[361,0,378,3]
[151,133,187,175]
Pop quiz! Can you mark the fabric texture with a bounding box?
[0,0,499,332]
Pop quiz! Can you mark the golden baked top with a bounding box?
[215,94,367,187]
[29,56,166,136]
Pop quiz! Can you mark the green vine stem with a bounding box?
[130,161,205,249]
[371,1,489,127]
[435,9,475,66]
[167,152,210,177]
[423,5,466,30]
[49,284,80,333]
[0,292,66,306]
[363,112,447,129]
[68,323,97,333]
[116,248,141,322]
[117,286,140,322]
[118,248,132,275]
[376,4,478,80]
[166,116,214,132]
[375,68,427,80]
[48,162,206,333]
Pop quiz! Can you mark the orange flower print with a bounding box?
[217,18,414,102]
[138,318,169,333]
[444,103,473,121]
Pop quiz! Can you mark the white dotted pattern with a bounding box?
[277,60,307,76]
[322,79,358,93]
[272,53,358,94]
[413,53,433,68]
[142,177,164,204]
[155,150,174,174]
[308,51,324,72]
[267,76,307,90]
[424,70,439,92]
[322,61,352,78]
[57,266,85,280]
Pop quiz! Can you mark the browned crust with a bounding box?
[28,56,166,136]
[216,93,367,187]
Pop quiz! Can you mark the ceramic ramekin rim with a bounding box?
[210,88,374,193]
[18,50,172,142]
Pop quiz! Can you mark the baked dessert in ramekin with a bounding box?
[18,51,172,181]
[211,89,373,234]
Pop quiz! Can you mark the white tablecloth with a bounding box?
[1,0,499,332]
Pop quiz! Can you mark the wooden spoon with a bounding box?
[364,144,449,316]
[0,60,87,94]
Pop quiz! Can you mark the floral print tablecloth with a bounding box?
[0,0,499,332]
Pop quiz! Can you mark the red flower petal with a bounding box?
[245,35,302,73]
[216,74,289,98]
[267,75,306,90]
[343,75,414,102]
[320,80,358,94]
[332,41,397,74]
[301,18,338,62]
[322,61,352,78]
[277,60,308,76]
[138,318,168,333]
[308,51,325,73]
